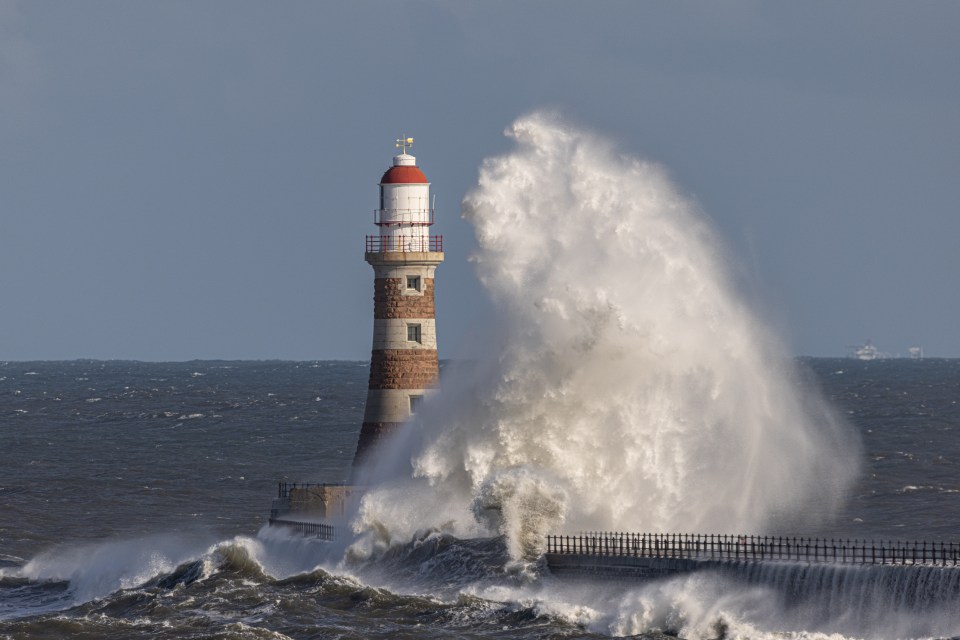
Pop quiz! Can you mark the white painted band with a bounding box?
[362,388,432,424]
[372,318,437,350]
[369,263,440,279]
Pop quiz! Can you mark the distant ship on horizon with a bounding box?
[849,340,883,360]
[847,340,924,360]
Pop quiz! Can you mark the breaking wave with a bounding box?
[352,111,861,564]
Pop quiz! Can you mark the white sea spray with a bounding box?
[352,112,860,564]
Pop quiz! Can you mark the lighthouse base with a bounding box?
[270,482,358,522]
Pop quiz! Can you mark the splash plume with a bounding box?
[352,112,860,561]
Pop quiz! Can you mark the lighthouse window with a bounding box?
[406,276,421,291]
[407,323,422,343]
[409,395,423,415]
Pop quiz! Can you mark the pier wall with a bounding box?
[271,482,355,520]
[545,553,711,579]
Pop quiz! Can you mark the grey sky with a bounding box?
[1,1,957,360]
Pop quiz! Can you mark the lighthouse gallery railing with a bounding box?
[366,235,443,253]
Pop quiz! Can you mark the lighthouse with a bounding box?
[267,139,443,523]
[353,138,444,465]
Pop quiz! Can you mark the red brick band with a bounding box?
[374,278,436,319]
[368,349,439,389]
[353,421,402,465]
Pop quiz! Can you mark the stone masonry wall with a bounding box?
[374,278,435,319]
[367,349,439,389]
[354,421,401,464]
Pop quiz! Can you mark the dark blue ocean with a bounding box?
[2,359,959,639]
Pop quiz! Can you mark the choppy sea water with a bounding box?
[1,358,959,639]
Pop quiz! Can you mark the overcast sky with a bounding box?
[1,1,957,360]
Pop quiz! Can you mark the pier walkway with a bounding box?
[547,532,960,566]
[545,532,960,580]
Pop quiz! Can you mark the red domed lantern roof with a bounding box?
[380,152,429,184]
[380,165,428,184]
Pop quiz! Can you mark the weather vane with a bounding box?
[395,136,414,154]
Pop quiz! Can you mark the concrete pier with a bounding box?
[546,553,709,579]
[545,531,960,580]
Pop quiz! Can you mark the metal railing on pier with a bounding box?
[268,518,336,541]
[545,532,960,567]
